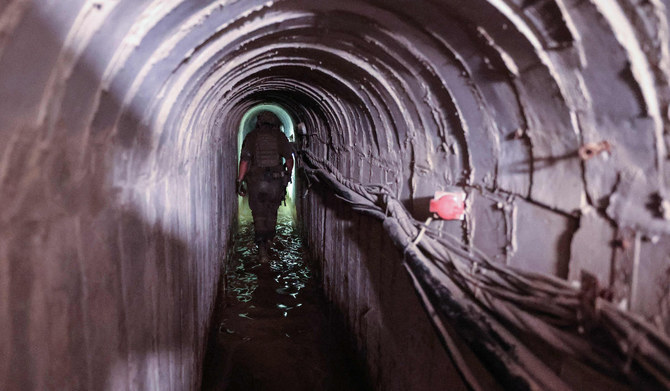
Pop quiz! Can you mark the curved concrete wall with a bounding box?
[0,1,239,389]
[1,1,669,390]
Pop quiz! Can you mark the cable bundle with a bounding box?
[299,150,670,391]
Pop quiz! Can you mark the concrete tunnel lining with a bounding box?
[1,0,670,390]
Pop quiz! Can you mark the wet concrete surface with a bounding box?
[201,213,371,391]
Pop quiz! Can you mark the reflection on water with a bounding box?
[201,204,371,391]
[202,193,370,391]
[227,213,311,314]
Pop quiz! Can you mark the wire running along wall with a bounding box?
[298,150,670,391]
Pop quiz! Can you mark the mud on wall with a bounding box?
[1,1,670,390]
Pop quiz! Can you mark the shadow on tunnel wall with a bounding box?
[0,5,231,390]
[506,151,579,174]
[303,181,468,391]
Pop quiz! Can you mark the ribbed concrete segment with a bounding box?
[0,1,669,390]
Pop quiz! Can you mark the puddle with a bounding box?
[226,214,311,310]
[201,214,370,391]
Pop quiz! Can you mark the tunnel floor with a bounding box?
[201,211,371,391]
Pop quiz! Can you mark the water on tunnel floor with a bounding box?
[201,208,371,391]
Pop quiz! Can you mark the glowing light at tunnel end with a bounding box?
[237,103,297,224]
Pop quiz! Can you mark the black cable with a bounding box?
[299,150,670,390]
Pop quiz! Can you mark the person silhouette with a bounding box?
[236,111,293,262]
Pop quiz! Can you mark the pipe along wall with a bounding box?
[1,1,669,390]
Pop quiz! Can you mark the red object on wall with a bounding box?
[429,191,466,220]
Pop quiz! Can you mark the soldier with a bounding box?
[236,111,294,262]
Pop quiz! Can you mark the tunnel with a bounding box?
[1,0,670,390]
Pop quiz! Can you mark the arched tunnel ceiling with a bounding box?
[1,0,670,389]
[3,0,668,221]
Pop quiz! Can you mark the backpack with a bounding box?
[253,130,282,168]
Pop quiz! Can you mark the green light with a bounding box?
[238,104,297,226]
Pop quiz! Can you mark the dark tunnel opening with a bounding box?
[2,1,670,390]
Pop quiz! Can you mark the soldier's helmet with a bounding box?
[256,111,281,127]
